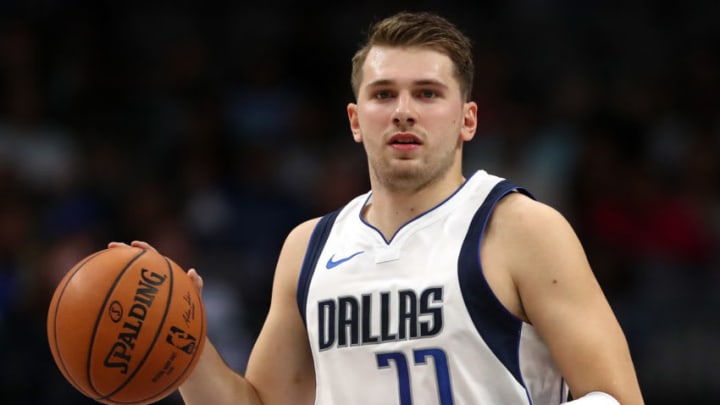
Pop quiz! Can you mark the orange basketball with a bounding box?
[46,245,206,404]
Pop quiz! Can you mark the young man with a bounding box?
[118,11,644,405]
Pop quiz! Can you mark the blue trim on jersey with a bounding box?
[458,180,534,386]
[297,210,341,326]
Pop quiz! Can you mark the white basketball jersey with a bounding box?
[297,170,569,405]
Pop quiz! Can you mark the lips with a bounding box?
[388,133,422,145]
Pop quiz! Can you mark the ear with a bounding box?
[460,101,478,141]
[347,103,363,143]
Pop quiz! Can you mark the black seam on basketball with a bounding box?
[87,247,148,398]
[50,249,107,396]
[96,251,175,403]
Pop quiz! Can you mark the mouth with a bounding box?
[388,133,422,146]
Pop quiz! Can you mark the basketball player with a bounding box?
[115,11,644,405]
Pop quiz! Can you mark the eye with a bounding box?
[374,90,394,100]
[417,89,437,99]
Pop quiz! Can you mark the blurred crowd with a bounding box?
[0,1,718,404]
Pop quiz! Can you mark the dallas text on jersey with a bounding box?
[317,287,444,350]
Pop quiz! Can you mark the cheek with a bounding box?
[357,105,389,132]
[427,108,462,133]
[360,103,388,120]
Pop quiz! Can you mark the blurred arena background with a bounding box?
[0,1,718,403]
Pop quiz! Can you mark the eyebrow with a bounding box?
[365,78,449,89]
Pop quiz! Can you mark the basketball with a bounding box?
[46,245,206,404]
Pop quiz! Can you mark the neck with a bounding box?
[363,171,466,240]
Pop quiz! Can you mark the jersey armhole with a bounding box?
[296,210,341,326]
[459,179,534,385]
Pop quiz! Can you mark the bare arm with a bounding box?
[483,193,644,404]
[179,336,261,404]
[242,219,318,404]
[176,218,319,405]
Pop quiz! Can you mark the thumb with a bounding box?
[187,268,204,295]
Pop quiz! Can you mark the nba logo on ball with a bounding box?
[47,246,206,405]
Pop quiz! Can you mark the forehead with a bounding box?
[361,46,456,89]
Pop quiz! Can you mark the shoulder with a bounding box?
[489,190,583,268]
[288,217,323,241]
[483,190,588,319]
[281,217,323,260]
[274,217,320,297]
[493,188,600,299]
[487,190,576,245]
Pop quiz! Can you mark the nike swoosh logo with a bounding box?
[326,251,364,269]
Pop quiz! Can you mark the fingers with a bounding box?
[108,241,204,295]
[107,240,157,252]
[130,240,158,251]
[107,241,130,249]
[187,268,204,294]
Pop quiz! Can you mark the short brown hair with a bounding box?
[350,11,475,101]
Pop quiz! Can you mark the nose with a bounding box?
[392,92,416,127]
